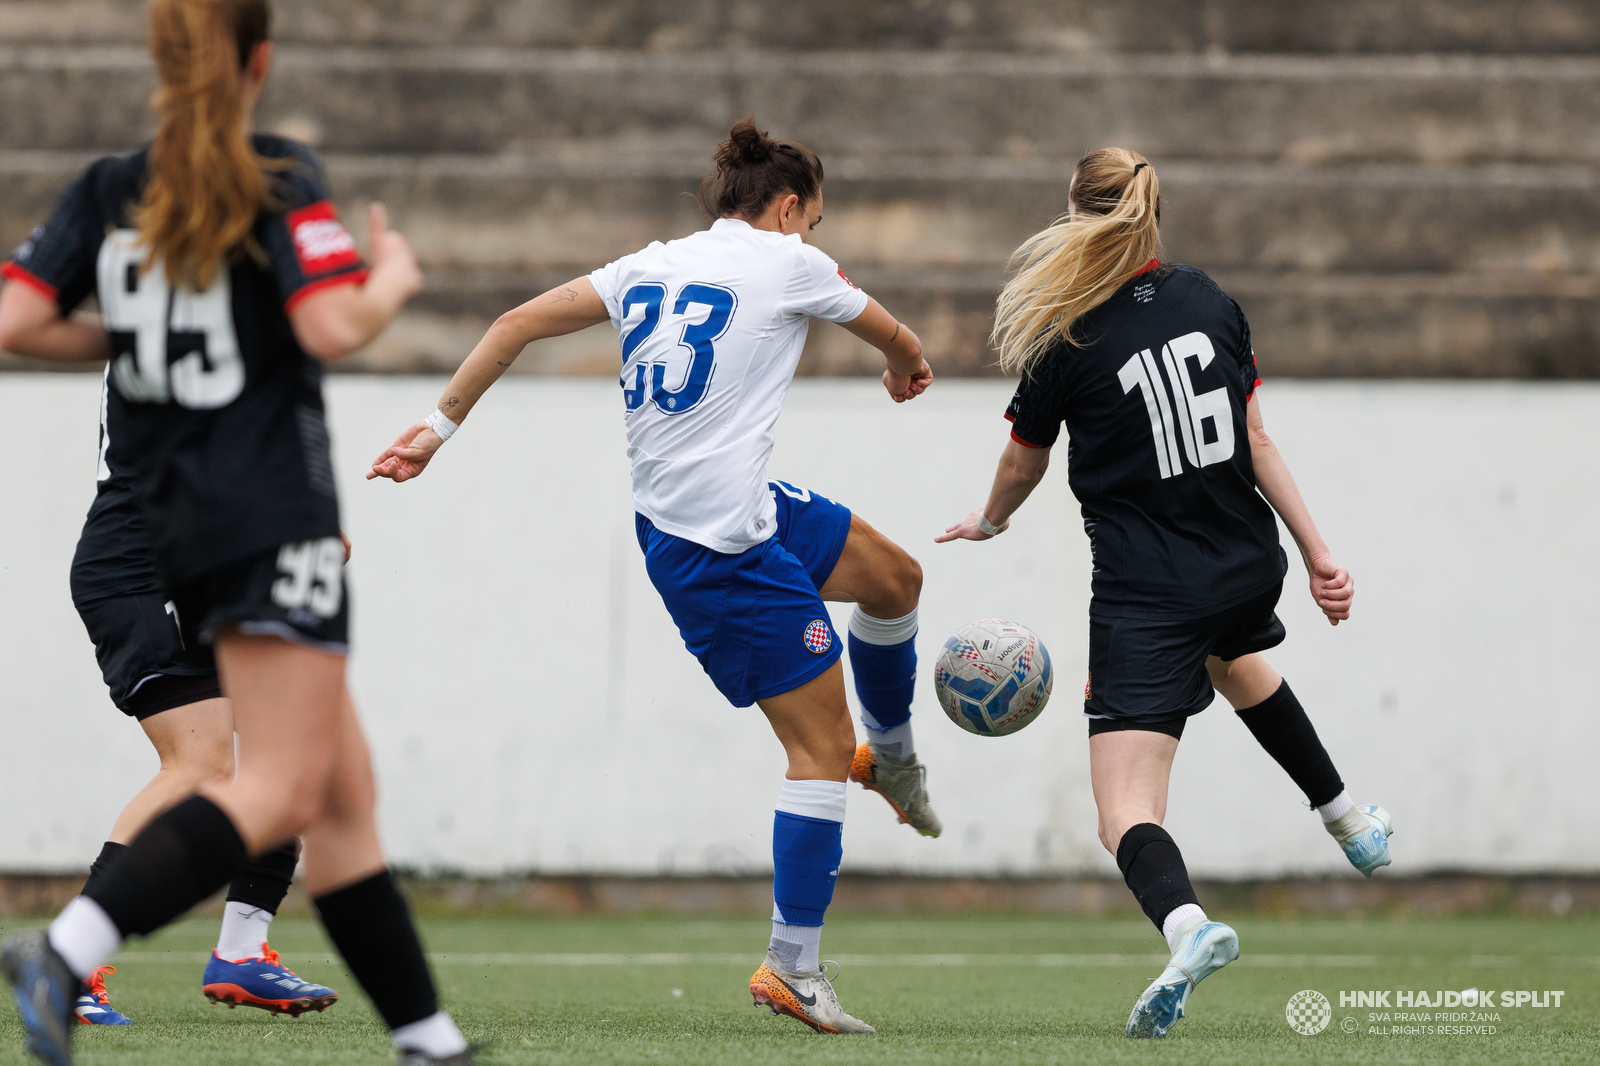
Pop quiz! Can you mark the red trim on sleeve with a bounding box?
[284,270,368,313]
[287,201,363,276]
[1003,412,1046,448]
[2,261,58,301]
[1245,376,1261,401]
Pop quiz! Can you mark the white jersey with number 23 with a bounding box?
[588,217,868,553]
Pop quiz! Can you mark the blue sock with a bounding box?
[770,781,845,971]
[848,607,918,760]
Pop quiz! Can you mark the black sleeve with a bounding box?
[1003,349,1069,449]
[258,148,368,310]
[2,167,104,314]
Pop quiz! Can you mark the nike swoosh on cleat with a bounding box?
[774,975,817,1007]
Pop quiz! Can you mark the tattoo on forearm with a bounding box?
[496,360,512,367]
[553,286,579,303]
[889,323,900,343]
[442,396,460,410]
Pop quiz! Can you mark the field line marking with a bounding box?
[111,951,1599,968]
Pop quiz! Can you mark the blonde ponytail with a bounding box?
[136,0,273,290]
[991,148,1162,375]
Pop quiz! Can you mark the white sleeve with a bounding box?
[786,242,870,323]
[586,258,625,328]
[587,246,656,329]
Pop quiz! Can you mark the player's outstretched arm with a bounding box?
[936,439,1050,543]
[1246,393,1353,625]
[0,280,109,363]
[367,277,609,482]
[291,204,423,362]
[842,297,931,403]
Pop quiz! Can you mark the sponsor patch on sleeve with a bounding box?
[287,201,361,276]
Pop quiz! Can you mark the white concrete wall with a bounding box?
[2,375,1596,877]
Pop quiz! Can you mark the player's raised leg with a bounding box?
[1208,654,1392,875]
[1091,728,1239,1039]
[751,663,875,1035]
[820,514,940,837]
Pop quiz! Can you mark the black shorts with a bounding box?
[171,537,351,656]
[1084,582,1286,736]
[75,592,222,719]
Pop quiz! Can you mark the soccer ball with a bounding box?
[933,619,1053,736]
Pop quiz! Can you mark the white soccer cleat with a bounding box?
[1328,804,1393,877]
[1125,918,1239,1038]
[750,950,875,1034]
[849,743,942,838]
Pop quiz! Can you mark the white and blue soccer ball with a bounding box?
[934,619,1053,736]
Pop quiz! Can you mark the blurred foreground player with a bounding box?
[370,119,939,1035]
[0,1,471,1063]
[63,377,343,1025]
[938,148,1392,1038]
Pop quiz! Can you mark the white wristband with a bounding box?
[978,513,1009,537]
[424,409,459,442]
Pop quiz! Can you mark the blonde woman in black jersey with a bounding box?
[0,1,473,1062]
[939,148,1391,1038]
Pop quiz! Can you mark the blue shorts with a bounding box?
[636,480,854,707]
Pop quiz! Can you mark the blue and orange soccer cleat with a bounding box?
[201,943,338,1017]
[74,966,131,1026]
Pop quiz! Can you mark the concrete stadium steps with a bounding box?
[9,154,1597,276]
[4,151,1595,376]
[3,47,1599,164]
[363,267,1596,379]
[4,0,1599,54]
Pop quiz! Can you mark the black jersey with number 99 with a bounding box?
[3,135,366,588]
[1005,263,1288,619]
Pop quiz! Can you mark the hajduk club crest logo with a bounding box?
[803,619,833,654]
[1286,990,1332,1035]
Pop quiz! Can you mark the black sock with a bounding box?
[227,841,299,913]
[314,869,438,1031]
[1117,823,1200,933]
[1234,679,1345,808]
[81,841,129,898]
[84,796,247,938]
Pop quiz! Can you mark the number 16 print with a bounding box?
[1118,331,1237,479]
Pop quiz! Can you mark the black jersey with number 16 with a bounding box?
[3,135,366,588]
[1005,263,1287,620]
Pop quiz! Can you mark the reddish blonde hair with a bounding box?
[136,0,272,289]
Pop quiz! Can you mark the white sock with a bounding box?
[775,779,847,822]
[1317,791,1355,823]
[769,906,823,973]
[863,718,915,763]
[48,897,122,980]
[1161,903,1207,952]
[215,902,275,961]
[847,606,918,645]
[392,1011,468,1058]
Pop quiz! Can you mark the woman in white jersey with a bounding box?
[370,120,937,1035]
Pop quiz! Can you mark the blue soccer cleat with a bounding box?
[2,930,80,1066]
[202,942,338,1017]
[74,966,131,1026]
[1126,918,1239,1038]
[1329,804,1393,876]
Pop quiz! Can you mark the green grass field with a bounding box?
[2,914,1594,1065]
